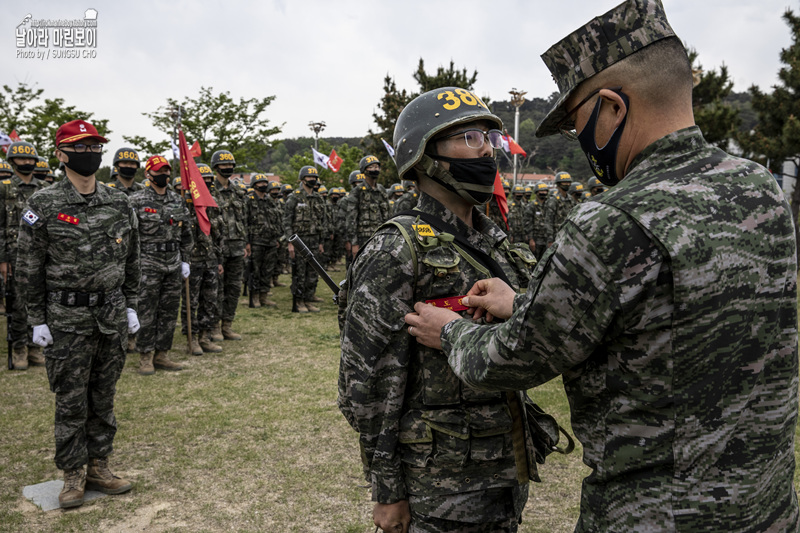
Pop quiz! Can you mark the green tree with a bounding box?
[366,59,481,185]
[286,140,364,189]
[127,86,282,170]
[688,48,740,150]
[737,9,800,245]
[0,82,43,134]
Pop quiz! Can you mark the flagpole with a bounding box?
[308,121,326,168]
[509,89,526,188]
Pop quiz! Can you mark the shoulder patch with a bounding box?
[412,224,435,237]
[107,183,116,187]
[2,180,11,185]
[22,209,40,226]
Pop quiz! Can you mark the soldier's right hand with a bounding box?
[0,262,10,283]
[33,324,53,347]
[126,308,140,334]
[463,277,517,322]
[373,501,410,533]
[287,242,295,259]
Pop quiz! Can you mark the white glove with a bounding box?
[33,324,53,347]
[181,262,191,279]
[126,308,140,334]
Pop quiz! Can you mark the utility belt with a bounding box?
[47,290,105,307]
[142,242,179,253]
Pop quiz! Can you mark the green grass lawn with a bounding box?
[0,270,797,532]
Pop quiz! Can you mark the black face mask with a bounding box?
[218,167,234,178]
[118,166,137,179]
[151,174,170,188]
[366,169,380,179]
[537,193,548,201]
[255,186,268,193]
[204,179,213,187]
[558,183,570,192]
[13,163,36,175]
[430,155,497,205]
[269,193,279,199]
[64,151,103,177]
[577,89,630,187]
[304,179,317,188]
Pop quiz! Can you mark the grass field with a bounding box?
[0,270,798,532]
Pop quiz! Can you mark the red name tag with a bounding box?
[144,207,157,213]
[425,295,469,312]
[57,213,79,225]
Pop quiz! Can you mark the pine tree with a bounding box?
[687,48,740,150]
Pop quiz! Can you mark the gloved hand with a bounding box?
[32,324,53,347]
[126,308,140,334]
[181,262,191,279]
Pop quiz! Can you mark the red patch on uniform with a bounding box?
[425,296,469,312]
[57,213,80,225]
[144,207,157,213]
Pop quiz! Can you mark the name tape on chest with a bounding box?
[22,209,40,226]
[425,296,469,312]
[413,224,435,237]
[57,212,80,225]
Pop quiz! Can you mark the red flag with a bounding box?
[189,140,202,158]
[1,130,20,154]
[493,171,509,230]
[502,134,527,157]
[327,149,343,172]
[178,130,218,235]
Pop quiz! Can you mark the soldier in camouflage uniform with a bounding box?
[339,171,364,269]
[567,181,585,206]
[327,186,345,270]
[587,176,605,196]
[0,160,11,314]
[392,180,419,216]
[407,2,800,531]
[543,170,572,246]
[33,156,51,182]
[1,141,48,369]
[317,184,335,273]
[210,150,249,340]
[506,185,527,244]
[482,179,509,231]
[346,155,391,258]
[270,182,289,286]
[523,182,550,260]
[284,166,326,313]
[19,119,140,508]
[129,156,193,374]
[340,88,537,533]
[246,174,282,308]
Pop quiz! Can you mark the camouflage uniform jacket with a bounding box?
[185,196,223,268]
[283,188,325,240]
[507,198,527,243]
[0,175,47,263]
[17,179,140,336]
[442,127,799,532]
[339,193,534,515]
[543,190,570,243]
[246,192,283,246]
[523,198,548,246]
[483,196,508,231]
[106,178,144,196]
[213,180,248,258]
[345,183,391,246]
[336,191,356,238]
[129,186,194,273]
[392,191,419,216]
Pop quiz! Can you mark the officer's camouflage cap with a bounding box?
[536,0,675,137]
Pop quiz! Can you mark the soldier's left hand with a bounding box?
[318,243,324,254]
[181,262,191,279]
[405,302,461,351]
[126,308,140,334]
[245,243,252,258]
[32,324,53,347]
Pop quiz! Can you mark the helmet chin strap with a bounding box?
[415,154,491,204]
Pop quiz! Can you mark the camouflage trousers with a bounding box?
[7,255,32,349]
[45,327,125,470]
[275,242,288,279]
[251,242,278,293]
[408,487,522,533]
[218,255,244,322]
[136,264,182,353]
[290,234,319,300]
[181,262,219,335]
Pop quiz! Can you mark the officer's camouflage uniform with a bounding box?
[106,178,144,196]
[283,187,325,301]
[246,190,283,295]
[442,127,800,532]
[213,180,248,323]
[543,189,570,244]
[129,185,193,353]
[339,193,534,530]
[523,196,548,260]
[17,179,140,470]
[0,174,47,353]
[345,182,391,250]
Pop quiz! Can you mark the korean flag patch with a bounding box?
[22,209,40,226]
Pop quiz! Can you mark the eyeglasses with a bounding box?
[60,143,104,153]
[557,86,622,141]
[438,128,504,150]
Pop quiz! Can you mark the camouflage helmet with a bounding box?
[535,182,549,194]
[359,155,381,173]
[393,86,502,181]
[281,183,293,194]
[348,170,365,186]
[568,182,585,194]
[330,186,345,196]
[513,185,525,196]
[6,141,38,162]
[402,179,416,190]
[173,176,183,188]
[110,166,118,178]
[587,176,604,190]
[34,156,50,175]
[582,191,593,200]
[0,160,12,175]
[210,150,236,169]
[196,162,214,178]
[502,179,511,191]
[298,165,319,181]
[268,181,281,193]
[112,147,141,168]
[391,183,405,195]
[251,173,270,187]
[554,171,572,185]
[524,186,532,197]
[318,184,328,195]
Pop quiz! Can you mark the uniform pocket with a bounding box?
[106,218,132,260]
[47,222,82,264]
[469,404,513,462]
[422,409,469,466]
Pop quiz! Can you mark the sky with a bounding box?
[2,0,796,162]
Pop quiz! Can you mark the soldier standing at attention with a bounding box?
[339,88,535,532]
[0,160,12,314]
[524,182,550,260]
[392,180,419,216]
[406,1,799,530]
[346,155,391,257]
[19,119,140,508]
[587,176,605,196]
[246,174,282,308]
[340,170,364,269]
[210,150,248,341]
[1,140,48,370]
[507,185,527,244]
[129,156,193,374]
[283,166,325,313]
[543,170,572,247]
[269,181,288,288]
